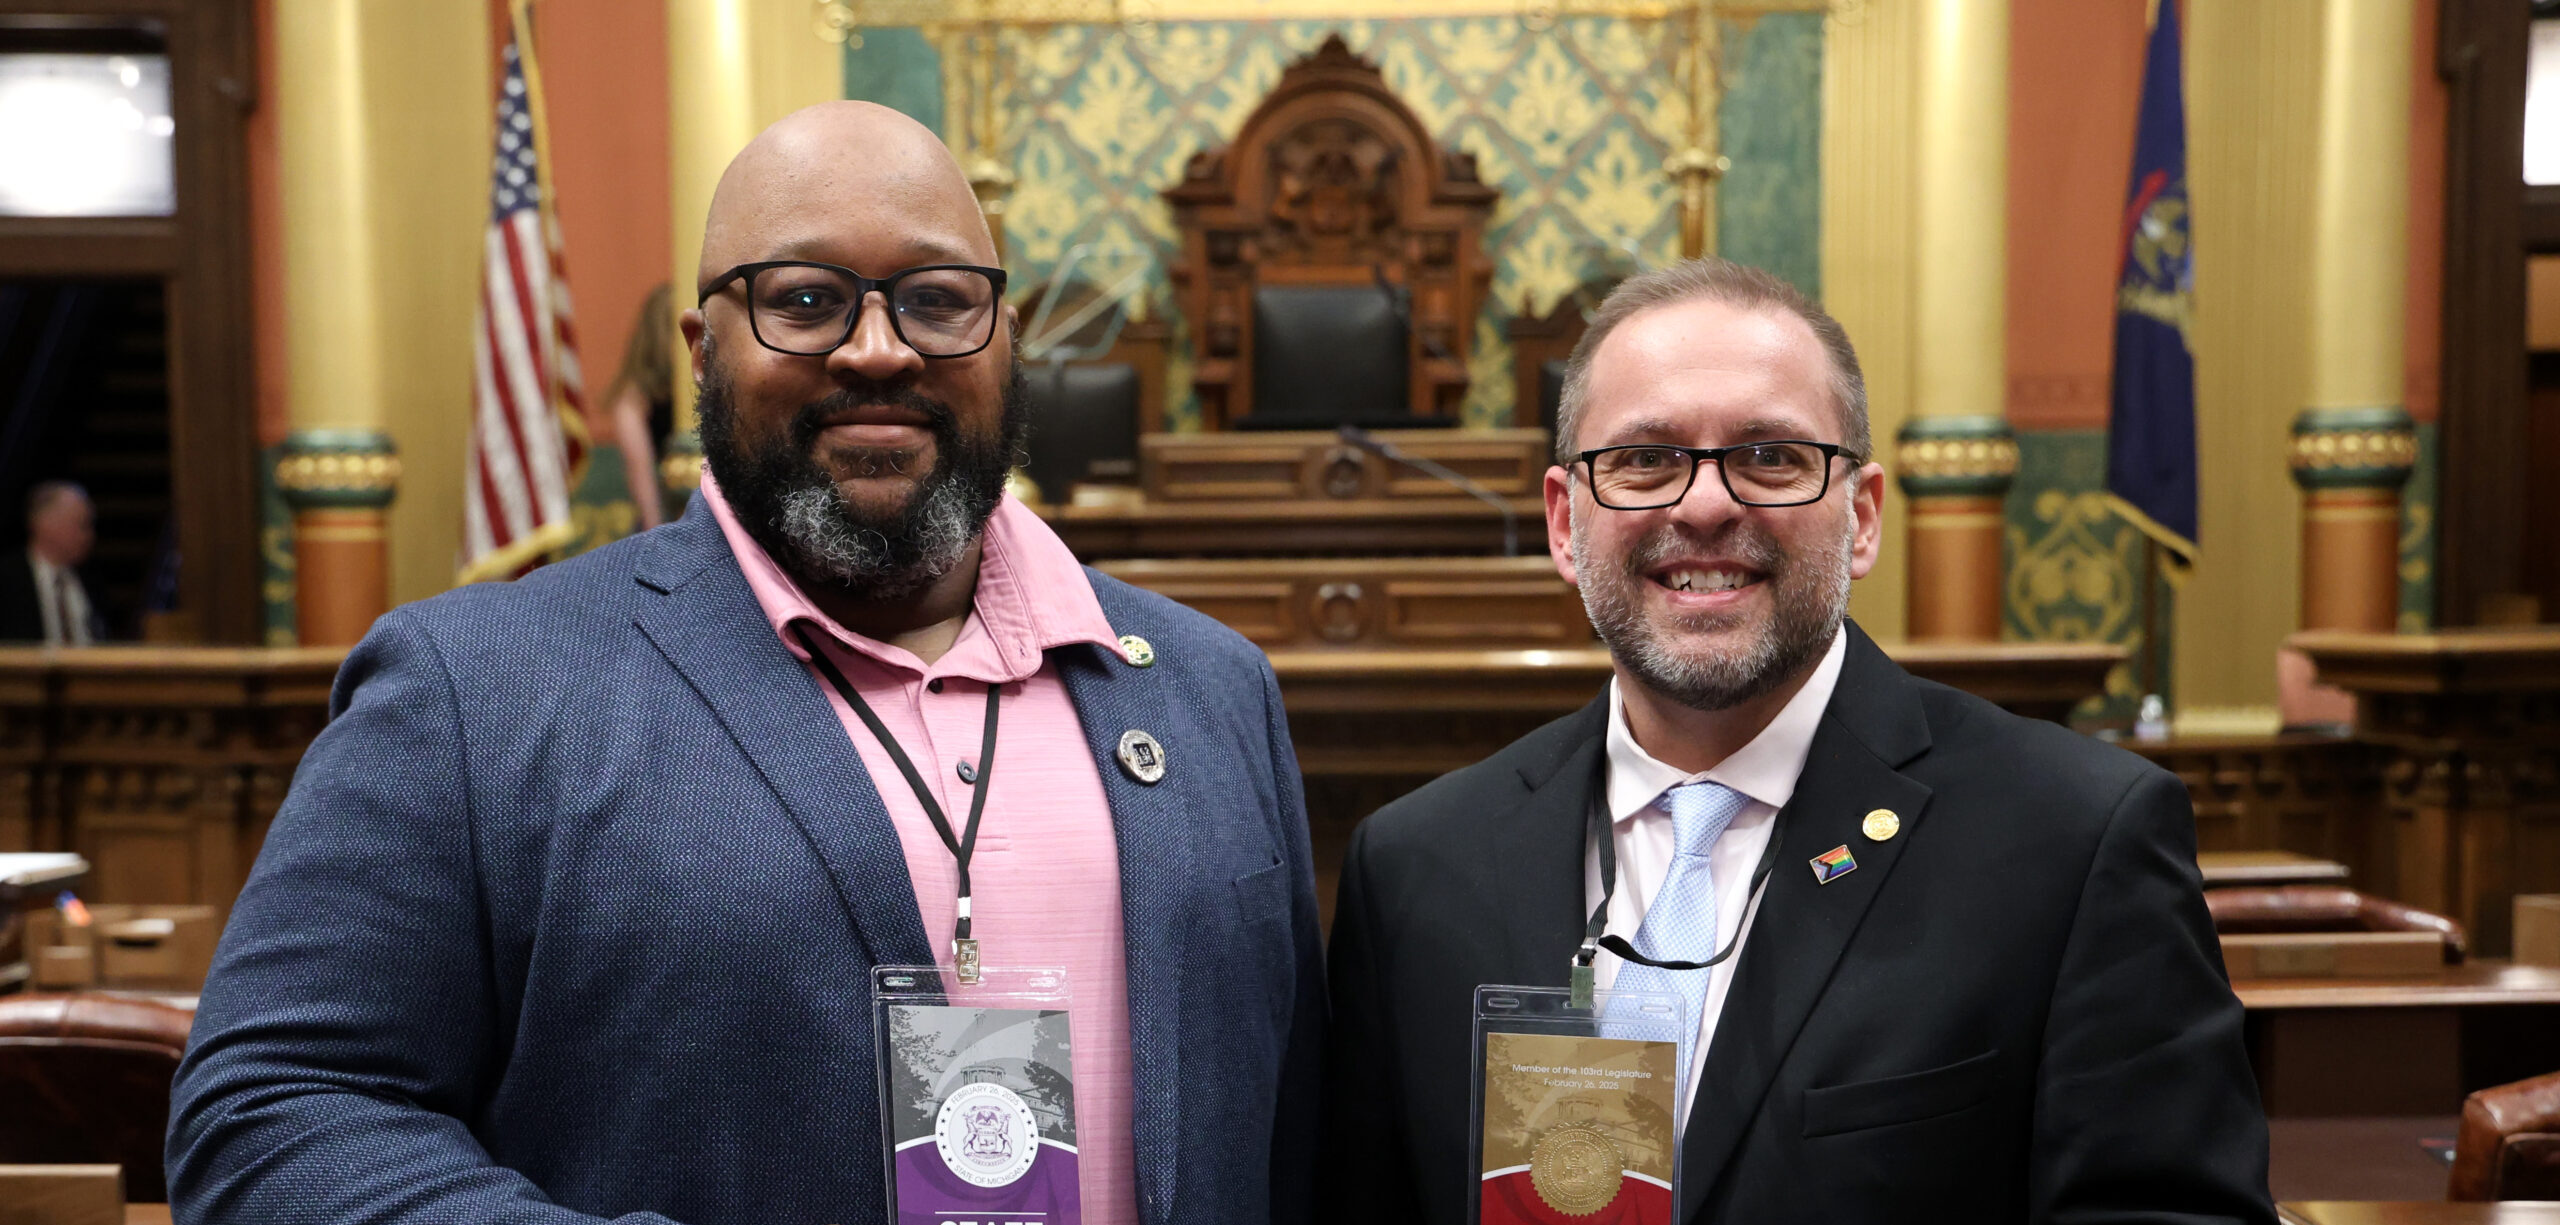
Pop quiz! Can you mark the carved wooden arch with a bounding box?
[1165,35,1498,428]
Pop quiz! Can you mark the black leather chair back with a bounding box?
[1244,285,1408,429]
[1022,361,1141,505]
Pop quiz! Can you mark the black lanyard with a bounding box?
[1570,752,1785,1006]
[792,624,1002,983]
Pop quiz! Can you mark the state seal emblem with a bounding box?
[1528,1122,1625,1217]
[934,1081,1041,1188]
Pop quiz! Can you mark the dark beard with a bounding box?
[1570,509,1853,713]
[696,334,1031,601]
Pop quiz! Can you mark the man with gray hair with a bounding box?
[0,481,101,644]
[1322,257,2272,1223]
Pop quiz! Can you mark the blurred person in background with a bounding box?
[0,480,103,644]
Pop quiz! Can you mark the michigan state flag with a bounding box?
[2105,0,2198,573]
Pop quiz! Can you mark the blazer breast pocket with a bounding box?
[1801,1048,1998,1138]
[1232,858,1289,927]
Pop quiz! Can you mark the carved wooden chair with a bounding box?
[1165,35,1497,430]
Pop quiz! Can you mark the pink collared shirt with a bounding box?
[701,472,1137,1225]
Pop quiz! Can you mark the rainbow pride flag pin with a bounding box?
[1808,845,1858,885]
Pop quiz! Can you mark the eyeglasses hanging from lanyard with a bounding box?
[793,624,1003,984]
[1569,755,1786,1008]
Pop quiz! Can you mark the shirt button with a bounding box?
[956,759,978,785]
[926,678,944,694]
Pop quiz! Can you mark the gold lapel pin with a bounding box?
[1862,809,1901,842]
[1118,634,1156,668]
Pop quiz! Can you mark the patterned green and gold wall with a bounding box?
[843,13,1822,429]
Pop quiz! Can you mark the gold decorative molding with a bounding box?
[1894,436,2021,483]
[2288,429,2419,472]
[274,453,402,496]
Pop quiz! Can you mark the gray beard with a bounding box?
[769,463,981,599]
[1571,501,1854,713]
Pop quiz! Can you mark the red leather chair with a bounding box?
[2203,885,2468,963]
[0,992,193,1202]
[2451,1069,2560,1201]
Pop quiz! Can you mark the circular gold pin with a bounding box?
[1862,809,1901,842]
[1119,634,1156,668]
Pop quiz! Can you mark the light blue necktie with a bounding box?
[1608,780,1748,1071]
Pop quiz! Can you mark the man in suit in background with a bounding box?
[170,102,1323,1225]
[1322,258,2272,1223]
[0,481,101,644]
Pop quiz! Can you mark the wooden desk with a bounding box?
[2291,628,2560,955]
[1097,556,1590,650]
[2240,962,2560,1116]
[2203,850,2355,887]
[2282,1204,2560,1224]
[125,1207,170,1225]
[1049,495,1544,559]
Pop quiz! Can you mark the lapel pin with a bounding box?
[1116,729,1167,784]
[1809,845,1858,884]
[1118,634,1156,668]
[1862,809,1901,842]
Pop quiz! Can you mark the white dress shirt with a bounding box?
[1582,626,1846,1122]
[28,551,92,646]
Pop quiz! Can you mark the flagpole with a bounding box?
[2139,535,2165,732]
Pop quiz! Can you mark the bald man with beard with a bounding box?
[168,103,1324,1225]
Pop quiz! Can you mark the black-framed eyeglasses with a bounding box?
[1575,440,1859,510]
[697,261,1009,358]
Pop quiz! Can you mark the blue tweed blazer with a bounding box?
[167,500,1325,1225]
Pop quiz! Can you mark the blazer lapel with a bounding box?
[1056,587,1200,1225]
[1492,695,1613,985]
[629,511,935,971]
[1678,626,1935,1217]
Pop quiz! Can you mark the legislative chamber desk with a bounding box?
[2282,1206,2560,1224]
[2291,629,2560,956]
[1045,427,1548,560]
[2238,961,2560,1117]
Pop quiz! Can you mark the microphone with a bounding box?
[1337,424,1520,557]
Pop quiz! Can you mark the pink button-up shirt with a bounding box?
[702,472,1137,1225]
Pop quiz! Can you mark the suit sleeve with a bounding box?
[1317,816,1429,1225]
[1260,654,1327,1225]
[165,613,681,1225]
[2026,768,2276,1225]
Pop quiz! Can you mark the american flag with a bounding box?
[460,25,586,583]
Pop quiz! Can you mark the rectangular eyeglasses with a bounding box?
[1576,440,1858,510]
[697,261,1008,359]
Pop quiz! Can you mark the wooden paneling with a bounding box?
[0,648,337,914]
[0,0,262,642]
[1099,557,1590,650]
[2294,629,2560,955]
[1139,428,1548,502]
[1049,496,1542,560]
[2131,734,2385,888]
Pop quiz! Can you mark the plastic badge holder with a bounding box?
[875,965,1082,1225]
[1470,984,1685,1225]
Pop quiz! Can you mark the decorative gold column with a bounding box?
[2293,0,2415,633]
[663,0,839,496]
[1897,0,2013,642]
[273,0,402,644]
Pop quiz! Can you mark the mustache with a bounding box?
[786,379,958,453]
[1615,518,1786,582]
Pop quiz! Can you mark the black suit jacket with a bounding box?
[1321,622,2274,1224]
[0,553,47,641]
